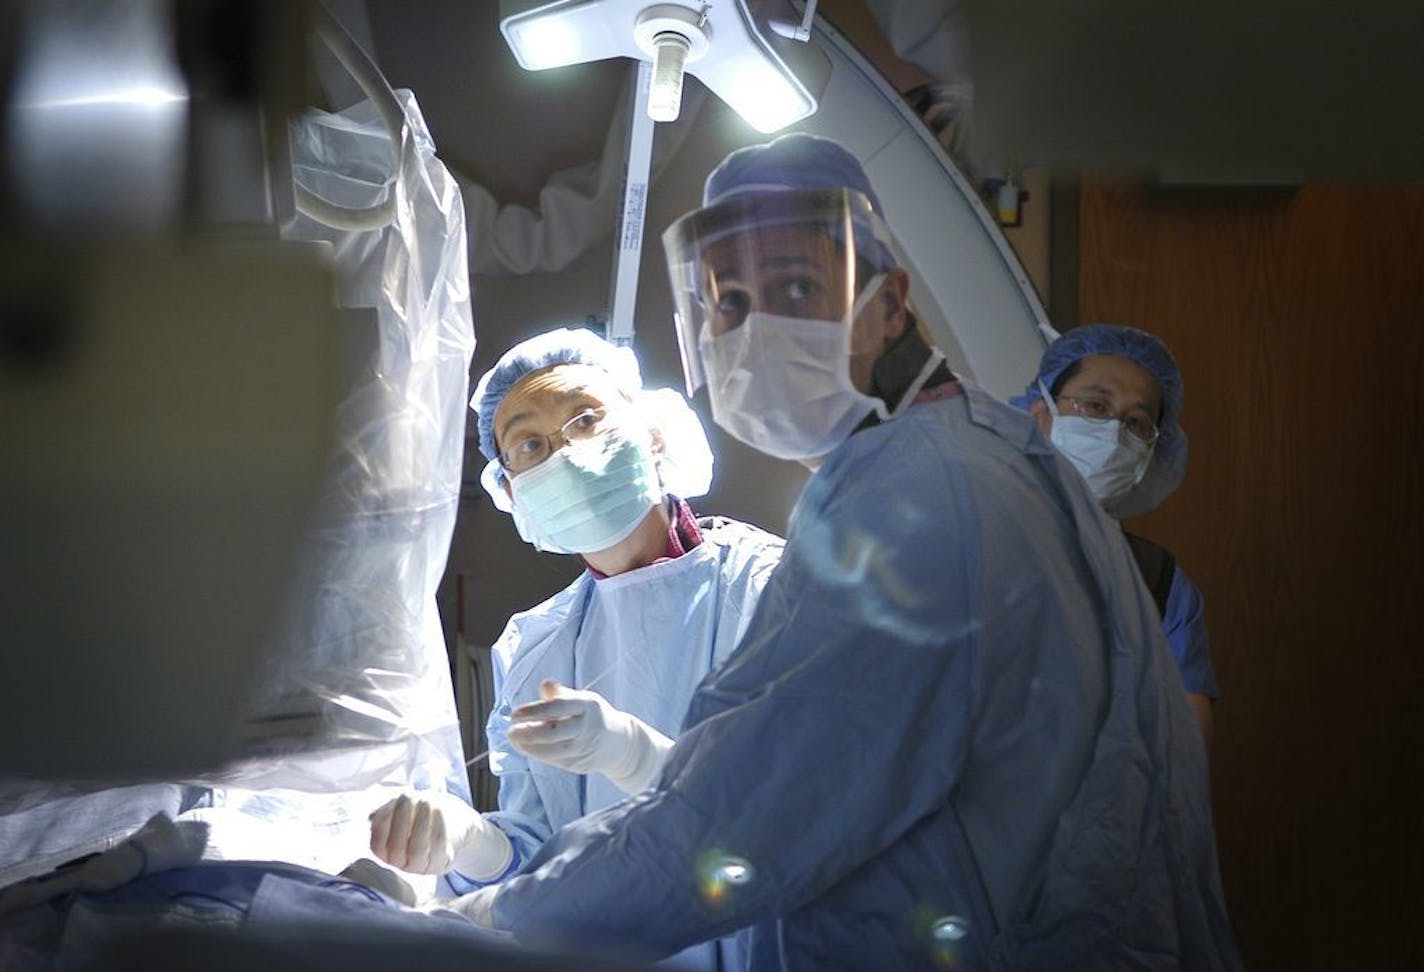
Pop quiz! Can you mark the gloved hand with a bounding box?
[368,791,512,881]
[508,679,673,794]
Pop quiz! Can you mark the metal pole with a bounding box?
[605,58,656,347]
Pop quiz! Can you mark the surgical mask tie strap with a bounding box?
[850,272,887,326]
[889,348,946,419]
[1038,379,1060,416]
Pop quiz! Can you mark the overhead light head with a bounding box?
[499,0,828,133]
[506,12,587,69]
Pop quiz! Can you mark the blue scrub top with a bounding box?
[1165,564,1221,699]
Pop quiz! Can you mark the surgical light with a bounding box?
[716,56,810,133]
[508,14,586,69]
[500,1,827,133]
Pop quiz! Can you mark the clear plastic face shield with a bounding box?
[662,188,897,396]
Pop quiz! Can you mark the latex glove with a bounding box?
[369,791,512,881]
[508,679,673,794]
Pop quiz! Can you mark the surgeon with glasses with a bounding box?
[367,326,782,970]
[1012,323,1219,745]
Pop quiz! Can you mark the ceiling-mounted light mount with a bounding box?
[632,5,710,122]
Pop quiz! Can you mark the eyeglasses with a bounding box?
[1055,395,1160,444]
[499,406,614,474]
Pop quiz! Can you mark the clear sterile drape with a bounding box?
[0,89,476,889]
[222,89,476,796]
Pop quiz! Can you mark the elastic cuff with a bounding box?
[607,726,674,795]
[448,834,520,893]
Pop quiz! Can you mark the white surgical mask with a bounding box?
[1042,382,1154,507]
[509,430,661,554]
[700,274,936,462]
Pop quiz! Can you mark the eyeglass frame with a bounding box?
[1053,393,1161,445]
[497,405,623,475]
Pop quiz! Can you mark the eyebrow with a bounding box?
[1076,382,1158,417]
[497,389,603,445]
[496,408,534,446]
[710,255,827,283]
[758,255,825,272]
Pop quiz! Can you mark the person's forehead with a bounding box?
[1066,354,1161,402]
[494,364,623,436]
[701,224,843,275]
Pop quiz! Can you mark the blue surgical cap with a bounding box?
[702,133,896,272]
[471,327,641,464]
[1010,323,1189,518]
[704,133,886,212]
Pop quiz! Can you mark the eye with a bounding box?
[566,409,603,435]
[714,289,751,327]
[509,436,546,461]
[1124,416,1156,441]
[780,277,816,302]
[766,276,822,312]
[1077,398,1113,420]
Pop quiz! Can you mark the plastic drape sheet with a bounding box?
[217,89,476,796]
[0,90,475,882]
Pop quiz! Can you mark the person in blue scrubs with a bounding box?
[369,327,782,967]
[442,135,1239,970]
[1011,324,1219,745]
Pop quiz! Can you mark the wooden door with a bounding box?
[1080,180,1424,969]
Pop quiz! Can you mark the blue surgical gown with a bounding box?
[488,385,1239,970]
[471,516,783,877]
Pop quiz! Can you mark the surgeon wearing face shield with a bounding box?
[675,178,953,466]
[439,135,1238,970]
[1012,324,1218,746]
[367,327,782,967]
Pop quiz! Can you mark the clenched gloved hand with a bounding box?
[508,679,673,794]
[368,790,511,881]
